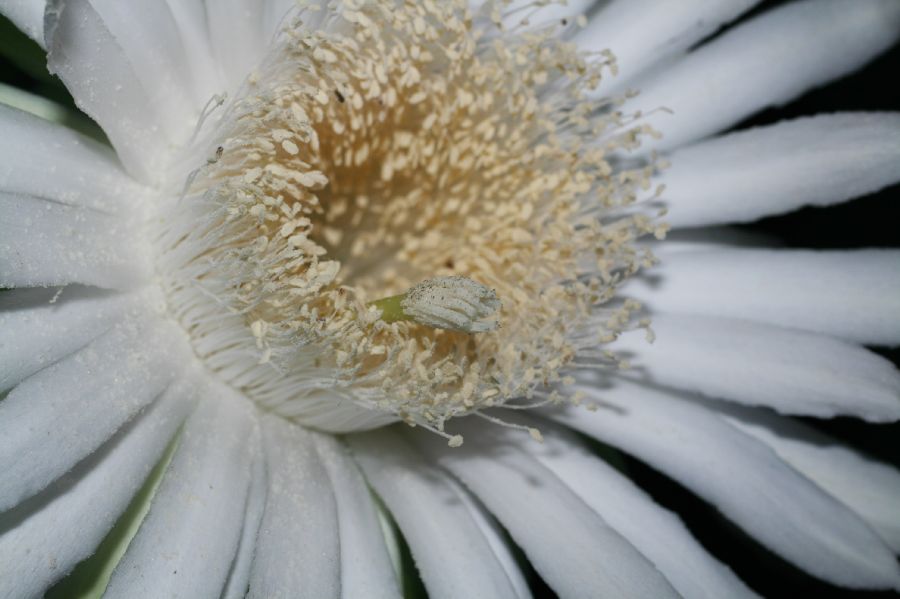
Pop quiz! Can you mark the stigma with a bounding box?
[371,276,501,334]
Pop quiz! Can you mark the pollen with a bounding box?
[158,0,663,441]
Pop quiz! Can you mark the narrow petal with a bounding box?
[220,428,267,599]
[0,286,130,391]
[614,313,900,421]
[87,0,200,125]
[0,0,45,46]
[524,416,758,599]
[104,387,259,599]
[0,317,183,512]
[161,0,226,106]
[656,113,900,227]
[626,249,900,346]
[0,193,150,290]
[576,0,759,90]
[631,0,900,152]
[545,380,900,589]
[0,104,146,214]
[710,402,900,552]
[349,430,528,599]
[452,479,532,599]
[406,421,681,599]
[206,0,267,90]
[313,434,403,599]
[0,379,195,599]
[247,416,340,599]
[45,0,180,182]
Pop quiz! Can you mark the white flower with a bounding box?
[1,1,899,598]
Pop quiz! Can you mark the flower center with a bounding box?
[156,0,663,443]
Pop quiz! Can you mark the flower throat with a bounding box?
[159,0,663,443]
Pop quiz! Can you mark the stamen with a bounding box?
[156,0,663,437]
[473,411,544,443]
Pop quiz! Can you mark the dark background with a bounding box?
[1,1,897,597]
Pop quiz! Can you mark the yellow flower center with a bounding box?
[157,0,664,443]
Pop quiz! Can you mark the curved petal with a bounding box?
[452,480,532,599]
[576,0,760,90]
[524,416,759,599]
[313,434,403,599]
[0,378,195,599]
[45,0,182,182]
[0,317,183,512]
[0,286,131,392]
[0,193,151,289]
[0,0,45,46]
[709,402,900,552]
[614,313,900,422]
[87,0,199,123]
[104,387,259,599]
[349,429,528,599]
[406,420,681,599]
[220,426,267,599]
[656,113,900,227]
[0,104,146,214]
[247,416,340,599]
[631,0,900,153]
[626,249,900,346]
[545,380,900,590]
[206,0,267,91]
[161,0,225,106]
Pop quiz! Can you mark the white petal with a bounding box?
[626,249,900,346]
[44,0,177,182]
[0,192,150,289]
[406,421,681,599]
[0,286,130,391]
[247,416,340,599]
[313,434,402,599]
[220,428,267,599]
[349,429,529,599]
[86,0,199,130]
[614,313,900,421]
[545,380,900,589]
[207,0,267,91]
[576,0,759,91]
[104,387,259,599]
[656,113,900,227]
[0,378,195,599]
[161,0,226,106]
[0,102,146,214]
[524,417,758,599]
[281,389,399,433]
[710,402,900,552]
[0,0,45,46]
[0,317,183,512]
[452,479,532,599]
[631,0,900,153]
